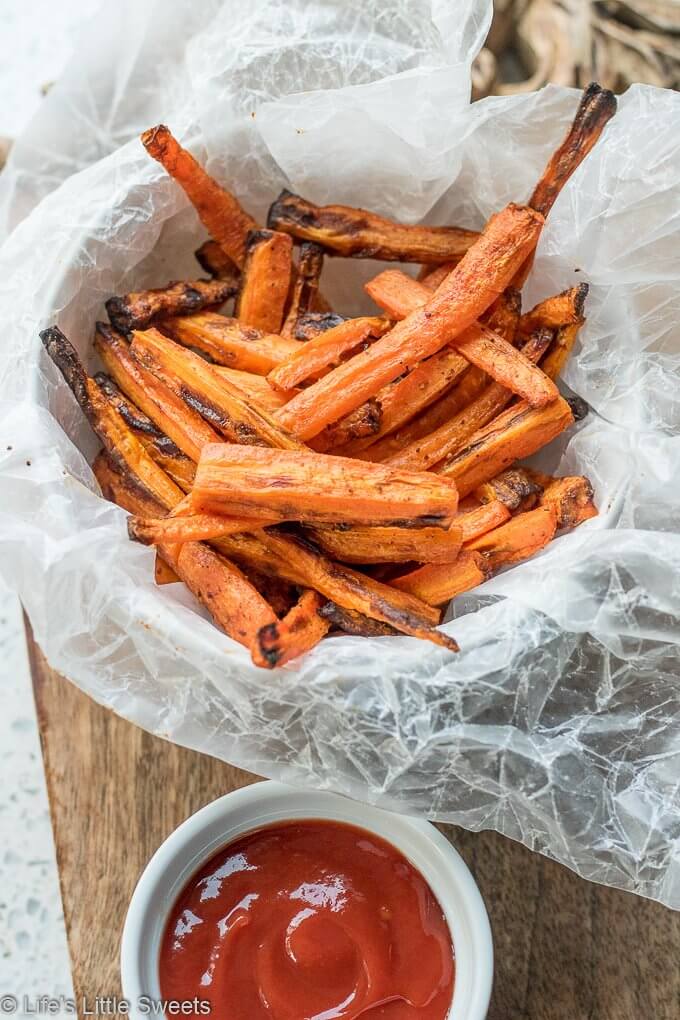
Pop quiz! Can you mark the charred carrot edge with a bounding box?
[94,323,221,463]
[94,373,196,491]
[141,124,257,267]
[293,311,346,340]
[252,590,330,668]
[195,240,237,280]
[466,506,558,571]
[308,524,462,565]
[438,396,574,497]
[268,189,480,263]
[127,509,277,546]
[93,450,165,518]
[211,366,289,411]
[310,399,382,453]
[130,327,305,451]
[519,284,589,335]
[539,475,598,529]
[106,277,239,334]
[335,347,468,458]
[275,204,544,440]
[456,500,511,543]
[236,229,293,334]
[475,468,543,512]
[154,553,181,585]
[268,316,389,393]
[281,242,325,337]
[390,550,489,607]
[540,320,585,380]
[161,311,304,375]
[385,330,552,472]
[317,602,399,637]
[190,443,459,527]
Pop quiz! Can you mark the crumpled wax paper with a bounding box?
[2,0,680,907]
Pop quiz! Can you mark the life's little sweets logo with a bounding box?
[2,996,211,1017]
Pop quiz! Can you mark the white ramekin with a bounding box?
[121,781,493,1019]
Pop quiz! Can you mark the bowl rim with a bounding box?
[121,780,493,1020]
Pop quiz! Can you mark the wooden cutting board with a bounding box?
[29,632,680,1019]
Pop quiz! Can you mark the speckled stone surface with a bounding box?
[0,0,100,1007]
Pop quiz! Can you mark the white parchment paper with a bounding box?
[1,0,680,906]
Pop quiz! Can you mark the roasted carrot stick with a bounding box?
[540,320,585,380]
[106,277,239,334]
[268,189,480,263]
[195,240,237,280]
[93,450,165,518]
[211,366,288,411]
[466,506,558,570]
[275,204,544,439]
[281,242,325,337]
[154,554,181,585]
[437,396,574,497]
[317,602,398,637]
[130,327,305,450]
[390,550,489,607]
[310,399,382,453]
[127,509,276,546]
[385,329,552,472]
[268,317,389,393]
[94,373,196,491]
[364,269,431,319]
[539,475,598,528]
[308,523,462,565]
[191,444,459,526]
[475,468,543,512]
[162,311,303,375]
[94,322,221,462]
[519,284,588,335]
[252,590,330,668]
[141,125,257,267]
[236,229,293,333]
[456,500,511,543]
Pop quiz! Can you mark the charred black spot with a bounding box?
[567,395,589,421]
[574,282,589,317]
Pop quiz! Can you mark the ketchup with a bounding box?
[159,819,454,1019]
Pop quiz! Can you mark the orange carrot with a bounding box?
[236,229,293,333]
[268,317,389,393]
[539,475,598,528]
[162,312,304,375]
[106,277,238,334]
[456,500,511,543]
[390,550,489,606]
[308,524,463,564]
[252,590,330,668]
[466,506,558,570]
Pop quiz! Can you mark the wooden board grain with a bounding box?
[29,638,680,1020]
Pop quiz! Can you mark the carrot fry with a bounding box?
[268,189,479,263]
[162,311,303,375]
[317,602,399,637]
[211,366,288,411]
[308,524,462,564]
[539,475,598,529]
[41,326,185,510]
[106,277,238,334]
[475,468,543,512]
[456,500,511,543]
[293,311,346,341]
[93,450,164,518]
[191,444,459,527]
[438,396,574,497]
[281,242,324,337]
[335,348,469,458]
[130,327,305,450]
[127,509,276,546]
[386,330,552,472]
[540,320,585,380]
[466,506,557,570]
[528,84,617,219]
[275,204,543,440]
[141,125,257,267]
[195,240,237,280]
[519,284,589,335]
[252,590,330,669]
[94,322,221,462]
[236,229,293,333]
[310,398,382,453]
[365,269,431,320]
[390,550,489,607]
[154,554,181,585]
[268,317,389,393]
[94,373,196,491]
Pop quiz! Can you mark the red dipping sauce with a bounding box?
[159,819,454,1020]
